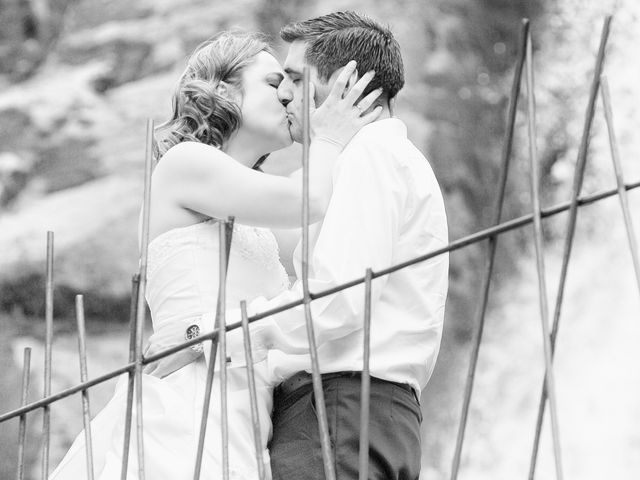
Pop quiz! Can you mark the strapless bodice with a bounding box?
[145,220,290,332]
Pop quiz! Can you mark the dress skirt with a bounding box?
[49,357,273,480]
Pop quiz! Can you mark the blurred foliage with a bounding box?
[0,0,77,80]
[255,0,307,40]
[419,0,545,340]
[0,271,131,320]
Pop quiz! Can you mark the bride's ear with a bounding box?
[216,81,230,97]
[216,81,242,104]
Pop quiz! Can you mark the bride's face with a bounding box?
[237,51,292,152]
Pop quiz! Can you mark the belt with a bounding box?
[276,370,418,403]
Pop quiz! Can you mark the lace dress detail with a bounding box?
[231,224,291,290]
[146,221,290,291]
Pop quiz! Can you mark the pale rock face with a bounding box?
[0,152,33,206]
[0,175,141,314]
[0,0,246,318]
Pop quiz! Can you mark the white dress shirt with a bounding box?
[238,118,449,397]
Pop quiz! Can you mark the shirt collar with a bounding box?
[352,117,407,143]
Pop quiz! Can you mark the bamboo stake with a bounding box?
[301,65,336,480]
[16,347,31,480]
[528,17,611,479]
[600,75,640,295]
[194,218,234,480]
[524,28,564,480]
[75,295,95,480]
[358,269,373,480]
[120,274,140,480]
[41,230,54,480]
[240,300,266,480]
[449,19,529,479]
[132,118,155,479]
[218,221,230,480]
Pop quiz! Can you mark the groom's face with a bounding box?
[278,41,336,143]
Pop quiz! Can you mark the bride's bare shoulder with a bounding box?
[158,141,231,170]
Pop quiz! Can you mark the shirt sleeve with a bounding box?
[231,139,407,354]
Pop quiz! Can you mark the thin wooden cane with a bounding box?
[194,307,221,480]
[218,221,230,480]
[75,295,95,480]
[132,118,156,480]
[301,65,336,480]
[240,301,266,480]
[528,17,611,479]
[120,274,140,480]
[600,75,640,295]
[524,29,564,480]
[358,269,373,480]
[194,218,234,480]
[16,347,31,480]
[41,231,54,480]
[449,19,529,479]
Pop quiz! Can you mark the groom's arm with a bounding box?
[234,139,405,354]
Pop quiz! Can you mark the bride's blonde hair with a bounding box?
[155,32,273,158]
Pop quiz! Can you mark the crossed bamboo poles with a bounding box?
[451,13,639,480]
[3,14,640,480]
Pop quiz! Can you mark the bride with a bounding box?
[49,31,381,479]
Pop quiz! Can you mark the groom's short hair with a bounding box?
[280,11,405,99]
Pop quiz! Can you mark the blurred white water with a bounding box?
[421,1,640,477]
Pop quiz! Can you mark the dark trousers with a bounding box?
[269,372,422,480]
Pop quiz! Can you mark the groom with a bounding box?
[247,11,449,480]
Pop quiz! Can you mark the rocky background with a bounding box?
[0,0,638,478]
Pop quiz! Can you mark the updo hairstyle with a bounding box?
[155,32,273,158]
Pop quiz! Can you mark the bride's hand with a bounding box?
[310,60,383,148]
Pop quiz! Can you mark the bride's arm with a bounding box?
[153,64,382,229]
[154,139,338,228]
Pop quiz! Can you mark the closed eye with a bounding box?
[266,73,284,88]
[283,68,302,86]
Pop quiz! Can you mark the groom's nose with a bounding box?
[278,81,292,107]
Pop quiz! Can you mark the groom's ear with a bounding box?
[310,77,332,106]
[323,65,357,101]
[343,68,359,94]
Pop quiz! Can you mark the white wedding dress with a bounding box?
[50,220,290,480]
